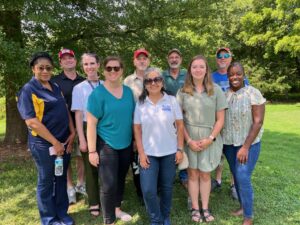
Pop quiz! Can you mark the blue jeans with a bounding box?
[30,141,73,225]
[224,142,261,219]
[140,153,176,225]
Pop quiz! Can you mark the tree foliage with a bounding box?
[0,0,299,144]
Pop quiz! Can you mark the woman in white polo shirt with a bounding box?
[134,67,184,225]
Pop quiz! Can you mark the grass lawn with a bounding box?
[0,103,300,225]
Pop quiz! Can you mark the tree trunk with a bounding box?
[0,10,27,144]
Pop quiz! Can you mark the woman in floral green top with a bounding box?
[222,62,266,225]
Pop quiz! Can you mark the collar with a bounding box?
[30,76,56,90]
[165,69,185,77]
[145,92,168,104]
[60,71,81,80]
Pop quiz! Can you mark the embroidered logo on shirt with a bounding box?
[162,104,171,111]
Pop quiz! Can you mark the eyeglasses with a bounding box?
[37,66,53,72]
[216,53,231,59]
[144,77,163,85]
[105,66,121,72]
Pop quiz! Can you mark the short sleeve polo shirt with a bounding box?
[162,69,187,96]
[17,77,70,144]
[87,85,135,150]
[134,93,183,157]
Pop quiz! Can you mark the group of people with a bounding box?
[17,46,265,225]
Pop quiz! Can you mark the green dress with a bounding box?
[176,84,227,172]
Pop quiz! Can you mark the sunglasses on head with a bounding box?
[37,66,53,72]
[217,53,231,59]
[105,66,121,72]
[144,77,163,85]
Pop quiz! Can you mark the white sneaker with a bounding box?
[75,184,87,195]
[67,187,77,204]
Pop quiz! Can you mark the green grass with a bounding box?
[0,103,300,225]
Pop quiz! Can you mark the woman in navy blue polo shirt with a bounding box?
[17,52,75,225]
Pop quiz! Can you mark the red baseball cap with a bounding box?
[216,47,232,56]
[58,49,75,59]
[134,48,149,59]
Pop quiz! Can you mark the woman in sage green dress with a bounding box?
[177,55,227,223]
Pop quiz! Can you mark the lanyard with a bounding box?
[87,80,100,90]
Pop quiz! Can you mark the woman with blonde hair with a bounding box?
[177,55,227,222]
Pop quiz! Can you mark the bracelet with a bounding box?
[209,135,216,142]
[89,151,97,154]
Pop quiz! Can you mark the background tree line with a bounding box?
[0,0,299,144]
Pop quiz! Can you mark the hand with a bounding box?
[188,140,201,152]
[79,138,88,152]
[175,151,183,164]
[237,146,249,164]
[139,153,150,169]
[53,141,65,156]
[65,132,76,153]
[198,138,213,150]
[89,152,99,167]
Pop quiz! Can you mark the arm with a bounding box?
[134,124,150,169]
[75,110,87,152]
[87,111,99,167]
[25,118,64,155]
[237,104,265,163]
[65,111,76,153]
[199,109,225,150]
[175,119,184,164]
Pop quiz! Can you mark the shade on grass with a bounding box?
[0,103,300,225]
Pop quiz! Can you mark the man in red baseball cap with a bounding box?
[52,48,85,205]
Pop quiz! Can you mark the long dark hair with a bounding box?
[138,67,166,104]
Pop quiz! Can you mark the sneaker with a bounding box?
[230,184,238,200]
[187,196,192,211]
[75,184,87,195]
[67,187,77,204]
[211,179,221,192]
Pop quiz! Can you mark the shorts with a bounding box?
[71,136,82,157]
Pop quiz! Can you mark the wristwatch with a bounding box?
[209,135,216,142]
[177,147,183,152]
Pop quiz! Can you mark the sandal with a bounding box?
[89,207,100,217]
[201,209,214,223]
[191,208,202,222]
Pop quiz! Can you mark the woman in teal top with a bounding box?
[87,56,135,225]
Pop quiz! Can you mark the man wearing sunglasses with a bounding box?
[124,48,151,205]
[211,47,249,200]
[51,48,85,205]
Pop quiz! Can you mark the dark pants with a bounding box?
[82,122,100,206]
[30,141,74,225]
[131,150,143,198]
[140,154,176,225]
[97,136,132,224]
[81,151,100,206]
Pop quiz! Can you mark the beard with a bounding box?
[169,63,180,69]
[218,63,227,69]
